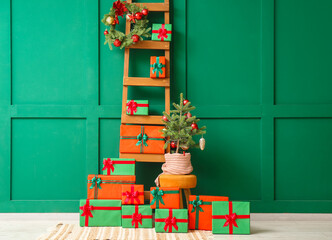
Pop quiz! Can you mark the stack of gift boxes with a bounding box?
[80,159,250,234]
[79,23,251,235]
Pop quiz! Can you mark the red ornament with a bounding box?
[135,12,142,20]
[141,9,149,16]
[104,29,109,35]
[191,123,198,130]
[162,115,168,122]
[185,112,192,119]
[183,99,189,105]
[113,39,122,47]
[170,141,177,148]
[132,35,140,42]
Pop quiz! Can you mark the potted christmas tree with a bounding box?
[161,93,206,166]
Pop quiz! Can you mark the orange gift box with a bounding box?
[121,184,144,205]
[120,125,165,154]
[188,195,229,230]
[150,56,166,78]
[87,174,136,200]
[150,187,180,209]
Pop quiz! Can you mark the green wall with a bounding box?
[0,0,332,213]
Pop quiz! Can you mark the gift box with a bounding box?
[150,56,166,78]
[212,201,250,234]
[102,158,135,175]
[122,205,153,228]
[79,199,121,227]
[155,209,188,233]
[188,195,229,230]
[152,24,172,42]
[122,184,144,205]
[87,174,136,199]
[126,100,149,115]
[120,125,165,154]
[150,187,180,209]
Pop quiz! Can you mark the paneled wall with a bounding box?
[0,0,331,212]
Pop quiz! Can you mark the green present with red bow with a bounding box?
[122,205,153,228]
[126,100,149,115]
[102,158,135,175]
[79,199,121,227]
[152,24,172,42]
[155,209,188,233]
[212,201,250,234]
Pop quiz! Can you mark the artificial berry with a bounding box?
[113,39,122,47]
[141,9,149,16]
[132,34,140,42]
[162,115,168,122]
[170,141,177,148]
[191,123,198,130]
[183,99,189,105]
[135,12,143,20]
[104,29,109,35]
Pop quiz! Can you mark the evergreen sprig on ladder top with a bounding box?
[161,93,206,153]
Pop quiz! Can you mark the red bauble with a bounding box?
[132,35,140,42]
[185,112,192,119]
[183,99,189,105]
[162,115,168,122]
[104,29,109,35]
[141,9,149,16]
[191,123,198,130]
[135,12,143,20]
[113,39,122,47]
[170,141,177,148]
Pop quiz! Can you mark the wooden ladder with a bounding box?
[120,0,170,163]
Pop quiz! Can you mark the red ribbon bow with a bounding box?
[224,213,238,228]
[122,185,141,204]
[164,216,178,232]
[126,100,138,115]
[81,204,94,218]
[102,158,114,175]
[131,212,143,227]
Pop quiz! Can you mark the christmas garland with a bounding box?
[101,0,151,50]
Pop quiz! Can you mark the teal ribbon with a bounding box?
[150,187,165,209]
[136,133,148,147]
[150,57,165,77]
[189,196,211,229]
[89,176,102,189]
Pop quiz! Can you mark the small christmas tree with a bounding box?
[161,93,206,153]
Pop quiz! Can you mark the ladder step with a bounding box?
[121,115,164,125]
[127,41,170,50]
[133,3,169,12]
[124,77,170,87]
[120,153,165,162]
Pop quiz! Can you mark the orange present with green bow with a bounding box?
[120,125,165,154]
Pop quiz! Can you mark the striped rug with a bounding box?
[38,223,214,240]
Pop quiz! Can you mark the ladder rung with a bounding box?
[121,115,163,125]
[124,77,170,87]
[134,3,169,12]
[120,153,165,162]
[127,41,170,50]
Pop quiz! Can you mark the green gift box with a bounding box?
[79,199,122,227]
[126,100,149,116]
[155,209,188,233]
[122,205,153,228]
[152,24,172,42]
[102,158,135,175]
[212,201,250,234]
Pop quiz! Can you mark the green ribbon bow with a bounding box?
[136,133,148,147]
[151,57,165,77]
[191,199,204,213]
[150,188,165,208]
[89,177,102,189]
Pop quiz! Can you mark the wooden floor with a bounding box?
[0,213,331,240]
